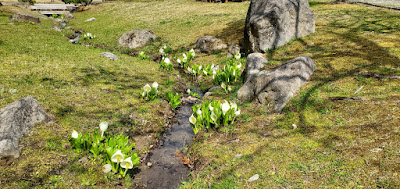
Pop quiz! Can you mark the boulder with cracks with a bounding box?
[0,96,49,158]
[238,55,316,112]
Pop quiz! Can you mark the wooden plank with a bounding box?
[38,11,71,15]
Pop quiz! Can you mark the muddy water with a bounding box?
[134,98,197,188]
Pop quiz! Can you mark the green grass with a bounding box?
[1,0,400,188]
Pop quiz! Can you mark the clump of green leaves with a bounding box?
[138,51,149,60]
[189,100,240,134]
[140,82,159,101]
[69,121,140,178]
[187,64,202,77]
[160,57,173,71]
[81,33,96,41]
[213,55,244,85]
[177,49,196,68]
[186,88,200,98]
[165,92,182,109]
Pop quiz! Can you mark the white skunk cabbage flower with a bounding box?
[121,157,133,169]
[189,114,196,125]
[235,109,241,116]
[111,150,124,163]
[99,121,108,137]
[177,58,181,63]
[190,49,195,57]
[143,84,151,93]
[187,67,193,73]
[221,83,226,89]
[152,82,158,89]
[230,102,238,111]
[199,65,202,70]
[203,70,207,75]
[211,111,217,123]
[228,86,232,92]
[164,58,171,64]
[236,63,242,69]
[187,88,191,94]
[196,109,202,118]
[209,103,214,111]
[163,45,167,49]
[235,53,241,60]
[183,53,187,62]
[221,101,230,115]
[71,130,79,139]
[102,164,112,174]
[159,48,164,54]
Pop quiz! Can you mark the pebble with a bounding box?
[247,174,259,182]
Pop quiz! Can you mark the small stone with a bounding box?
[247,174,259,182]
[203,92,212,97]
[370,147,383,153]
[78,157,88,164]
[84,17,96,22]
[147,162,152,167]
[234,154,242,158]
[100,52,118,61]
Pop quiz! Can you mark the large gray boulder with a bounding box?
[9,12,41,24]
[118,29,158,49]
[244,0,315,53]
[0,96,48,158]
[194,36,228,53]
[238,56,316,112]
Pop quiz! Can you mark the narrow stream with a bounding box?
[134,93,202,188]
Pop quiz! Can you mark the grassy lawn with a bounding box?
[1,0,400,188]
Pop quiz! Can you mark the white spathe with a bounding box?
[111,150,124,163]
[99,121,108,137]
[152,82,159,89]
[189,114,196,125]
[71,130,79,139]
[221,101,230,115]
[164,58,171,64]
[143,84,151,93]
[121,157,133,169]
[102,164,112,173]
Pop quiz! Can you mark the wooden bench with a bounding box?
[29,4,77,15]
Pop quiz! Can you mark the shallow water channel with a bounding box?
[134,96,199,188]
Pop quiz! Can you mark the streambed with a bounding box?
[134,97,197,188]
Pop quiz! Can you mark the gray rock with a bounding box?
[247,174,259,182]
[100,52,118,61]
[203,92,213,97]
[244,53,267,82]
[194,36,228,53]
[52,25,62,32]
[69,34,80,44]
[238,56,316,113]
[9,12,41,24]
[84,17,96,22]
[118,29,158,49]
[0,96,48,158]
[227,44,241,58]
[244,0,315,53]
[64,13,74,20]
